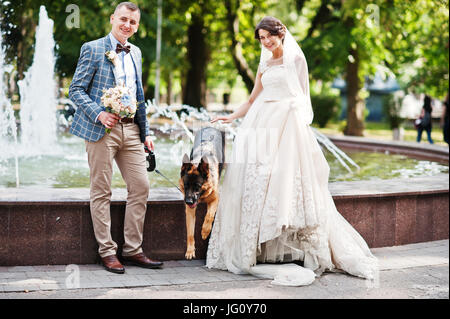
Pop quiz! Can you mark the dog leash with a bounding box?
[154,169,183,194]
[145,146,183,194]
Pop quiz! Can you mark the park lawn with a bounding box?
[314,121,448,146]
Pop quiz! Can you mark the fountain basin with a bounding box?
[0,136,448,266]
[0,133,447,188]
[330,135,449,163]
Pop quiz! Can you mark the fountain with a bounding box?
[0,5,58,188]
[0,25,19,187]
[150,101,359,173]
[0,97,447,265]
[17,5,58,151]
[0,99,447,265]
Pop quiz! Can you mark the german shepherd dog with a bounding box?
[179,127,225,259]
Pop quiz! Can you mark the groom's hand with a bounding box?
[144,136,154,151]
[98,111,120,129]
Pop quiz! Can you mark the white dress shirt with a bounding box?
[95,33,138,123]
[108,33,137,99]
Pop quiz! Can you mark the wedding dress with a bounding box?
[205,30,378,286]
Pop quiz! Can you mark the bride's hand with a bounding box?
[211,114,234,124]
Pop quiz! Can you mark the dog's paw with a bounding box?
[201,225,212,240]
[185,248,196,260]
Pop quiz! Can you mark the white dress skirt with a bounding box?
[206,62,378,286]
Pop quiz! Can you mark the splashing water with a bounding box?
[312,128,360,173]
[148,102,359,173]
[0,25,19,187]
[150,101,195,142]
[17,5,57,151]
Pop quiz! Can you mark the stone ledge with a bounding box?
[329,135,449,162]
[329,173,449,199]
[0,187,183,205]
[0,173,447,205]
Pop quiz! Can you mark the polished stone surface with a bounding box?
[328,173,449,198]
[330,135,449,162]
[0,187,183,204]
[0,173,448,203]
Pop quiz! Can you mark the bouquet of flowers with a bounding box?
[100,84,137,133]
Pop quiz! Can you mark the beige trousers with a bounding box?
[85,123,150,258]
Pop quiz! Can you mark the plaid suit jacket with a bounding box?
[69,35,149,142]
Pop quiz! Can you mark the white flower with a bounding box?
[111,101,121,113]
[101,83,137,126]
[105,50,118,67]
[105,97,113,107]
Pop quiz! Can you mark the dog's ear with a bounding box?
[181,154,192,177]
[181,162,192,177]
[182,153,190,164]
[198,156,209,179]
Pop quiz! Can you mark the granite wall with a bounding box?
[0,190,447,266]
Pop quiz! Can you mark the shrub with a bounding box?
[311,94,341,128]
[382,93,404,129]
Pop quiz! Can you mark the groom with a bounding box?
[69,2,163,273]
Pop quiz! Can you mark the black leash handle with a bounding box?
[144,146,156,172]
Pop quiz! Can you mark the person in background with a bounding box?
[416,95,434,144]
[440,92,449,145]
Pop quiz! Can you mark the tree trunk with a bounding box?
[224,0,254,93]
[344,47,365,136]
[142,65,151,101]
[165,72,172,105]
[183,14,208,109]
[17,38,25,81]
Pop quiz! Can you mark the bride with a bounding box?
[207,16,378,286]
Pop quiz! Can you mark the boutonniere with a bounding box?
[105,50,118,67]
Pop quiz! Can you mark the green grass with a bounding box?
[313,121,448,146]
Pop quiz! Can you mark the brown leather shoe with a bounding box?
[122,253,163,269]
[101,255,125,274]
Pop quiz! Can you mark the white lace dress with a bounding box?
[206,60,378,286]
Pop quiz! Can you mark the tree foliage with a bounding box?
[1,0,448,127]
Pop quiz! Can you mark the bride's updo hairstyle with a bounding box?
[254,16,286,43]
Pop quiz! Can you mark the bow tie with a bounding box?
[115,43,131,54]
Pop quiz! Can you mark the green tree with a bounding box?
[295,0,448,136]
[384,0,449,98]
[1,0,112,84]
[1,0,39,80]
[4,0,447,118]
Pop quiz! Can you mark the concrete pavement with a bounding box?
[0,240,448,299]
